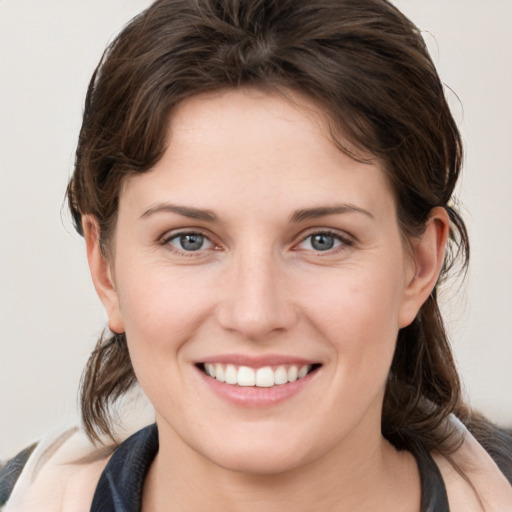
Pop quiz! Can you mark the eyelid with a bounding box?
[293,228,354,252]
[158,227,354,255]
[159,228,220,254]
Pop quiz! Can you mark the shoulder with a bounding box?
[433,419,512,512]
[2,428,113,512]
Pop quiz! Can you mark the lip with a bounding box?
[199,354,319,368]
[195,356,321,408]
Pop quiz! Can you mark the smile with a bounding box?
[200,363,320,388]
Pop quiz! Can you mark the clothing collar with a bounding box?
[90,423,448,512]
[91,424,158,512]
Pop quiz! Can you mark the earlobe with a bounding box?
[398,207,450,328]
[82,215,125,334]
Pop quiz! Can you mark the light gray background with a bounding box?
[1,1,511,457]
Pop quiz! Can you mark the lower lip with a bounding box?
[196,367,319,408]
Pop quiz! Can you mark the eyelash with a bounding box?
[160,230,217,257]
[294,230,354,254]
[160,228,353,257]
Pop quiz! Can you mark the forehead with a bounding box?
[120,88,396,220]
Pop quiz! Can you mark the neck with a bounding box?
[142,421,420,512]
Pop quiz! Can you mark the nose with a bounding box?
[216,249,298,341]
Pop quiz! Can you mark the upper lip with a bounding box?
[198,354,321,367]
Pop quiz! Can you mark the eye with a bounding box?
[166,232,214,252]
[297,231,350,252]
[308,233,337,251]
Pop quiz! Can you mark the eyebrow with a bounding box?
[290,204,374,223]
[140,203,217,222]
[140,202,373,223]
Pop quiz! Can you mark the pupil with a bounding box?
[311,234,334,251]
[180,234,203,251]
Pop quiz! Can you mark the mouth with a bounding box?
[197,362,322,388]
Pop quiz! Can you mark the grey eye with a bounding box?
[179,233,204,251]
[170,233,210,251]
[309,233,336,251]
[296,232,348,253]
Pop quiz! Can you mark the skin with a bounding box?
[84,88,451,511]
[8,421,509,511]
[433,428,512,511]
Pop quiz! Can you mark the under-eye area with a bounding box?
[198,363,322,387]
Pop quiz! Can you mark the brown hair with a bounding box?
[67,0,509,474]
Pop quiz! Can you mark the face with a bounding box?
[89,89,440,475]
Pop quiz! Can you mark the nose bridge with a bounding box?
[218,243,296,339]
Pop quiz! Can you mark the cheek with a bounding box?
[115,266,219,412]
[297,266,405,386]
[115,263,216,356]
[300,266,405,340]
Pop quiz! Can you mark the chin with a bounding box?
[211,447,309,476]
[198,427,320,476]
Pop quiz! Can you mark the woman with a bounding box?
[2,0,511,510]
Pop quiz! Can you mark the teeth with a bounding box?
[238,366,256,387]
[274,366,288,385]
[214,363,225,382]
[298,365,309,379]
[203,363,314,387]
[205,363,215,377]
[225,364,237,385]
[287,366,298,382]
[255,367,274,387]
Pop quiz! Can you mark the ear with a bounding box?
[398,207,450,328]
[82,215,125,334]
